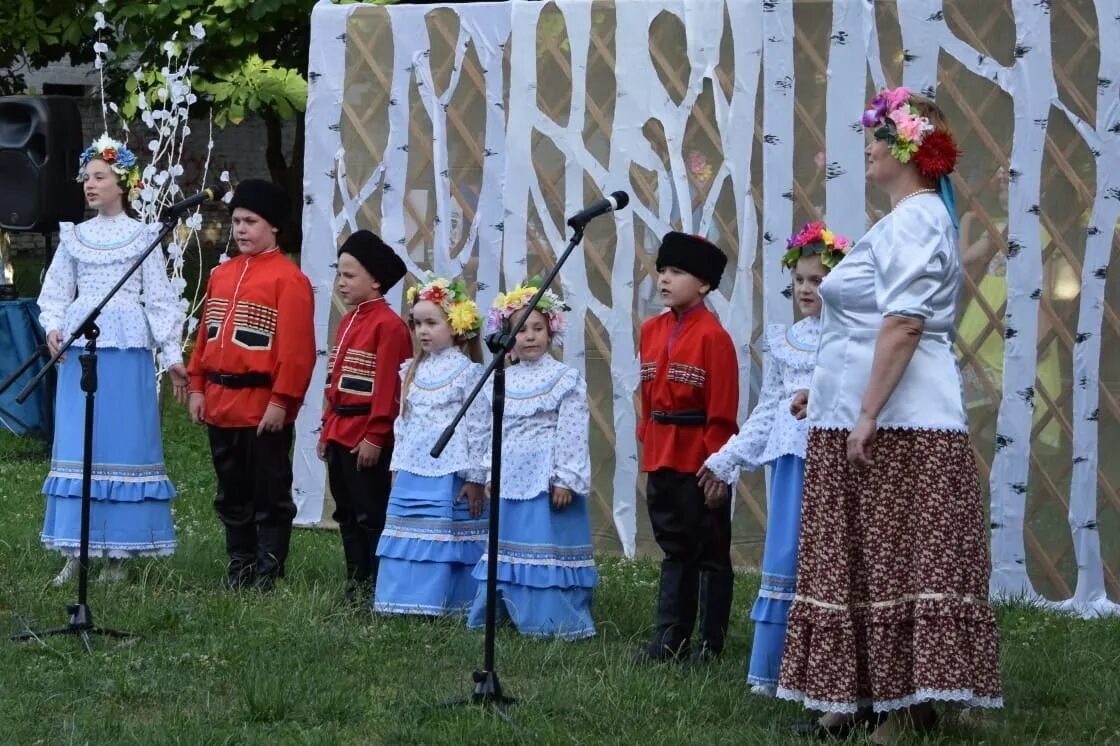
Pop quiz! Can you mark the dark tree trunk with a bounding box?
[263,110,305,255]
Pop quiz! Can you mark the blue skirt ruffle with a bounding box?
[374,471,487,616]
[468,491,597,640]
[40,348,176,558]
[748,454,803,694]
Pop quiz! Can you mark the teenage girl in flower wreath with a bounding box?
[373,275,492,616]
[38,134,187,585]
[466,279,597,640]
[698,222,850,694]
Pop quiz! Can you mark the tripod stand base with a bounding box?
[471,669,515,706]
[11,603,134,654]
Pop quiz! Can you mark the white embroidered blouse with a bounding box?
[809,193,967,431]
[390,346,491,484]
[37,214,185,366]
[703,316,819,484]
[489,355,591,500]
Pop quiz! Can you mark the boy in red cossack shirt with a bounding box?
[316,230,411,602]
[187,179,316,592]
[637,231,739,663]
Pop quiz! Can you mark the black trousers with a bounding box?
[207,425,297,571]
[646,469,734,654]
[325,441,393,584]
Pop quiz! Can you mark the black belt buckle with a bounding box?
[651,409,706,426]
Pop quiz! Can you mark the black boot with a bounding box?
[340,525,374,604]
[253,523,291,593]
[224,524,257,590]
[640,560,699,662]
[693,569,734,662]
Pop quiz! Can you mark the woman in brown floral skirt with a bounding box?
[778,88,1003,743]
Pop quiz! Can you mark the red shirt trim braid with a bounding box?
[637,305,739,473]
[320,297,412,449]
[186,250,316,428]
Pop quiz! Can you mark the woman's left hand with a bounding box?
[847,413,878,467]
[168,363,190,406]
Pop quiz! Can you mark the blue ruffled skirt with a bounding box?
[40,349,176,558]
[748,454,804,694]
[468,491,597,640]
[373,471,487,616]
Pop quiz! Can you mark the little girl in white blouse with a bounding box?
[466,280,597,639]
[698,222,849,693]
[372,275,491,616]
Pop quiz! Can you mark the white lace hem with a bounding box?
[43,539,176,559]
[775,686,1004,713]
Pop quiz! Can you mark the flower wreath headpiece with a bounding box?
[405,274,481,339]
[485,277,571,341]
[861,87,960,180]
[782,221,851,270]
[78,133,144,196]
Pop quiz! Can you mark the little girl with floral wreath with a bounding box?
[466,279,597,640]
[698,222,850,694]
[372,274,492,616]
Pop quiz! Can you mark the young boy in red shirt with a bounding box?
[187,179,316,592]
[316,230,411,602]
[638,231,739,662]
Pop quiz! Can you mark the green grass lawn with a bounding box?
[1,405,1119,745]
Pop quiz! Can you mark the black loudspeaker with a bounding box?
[0,96,85,233]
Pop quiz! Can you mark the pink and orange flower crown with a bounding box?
[782,221,851,270]
[862,86,959,180]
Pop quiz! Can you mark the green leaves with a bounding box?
[196,55,307,126]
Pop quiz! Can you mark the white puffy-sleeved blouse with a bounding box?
[489,355,591,500]
[703,316,818,484]
[390,346,491,484]
[37,214,185,366]
[808,192,967,432]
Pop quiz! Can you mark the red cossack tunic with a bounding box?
[637,304,740,473]
[319,297,413,450]
[187,249,316,428]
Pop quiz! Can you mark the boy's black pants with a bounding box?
[325,441,393,586]
[207,425,297,577]
[646,468,734,657]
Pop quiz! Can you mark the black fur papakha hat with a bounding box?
[339,230,407,291]
[655,231,728,290]
[228,178,290,230]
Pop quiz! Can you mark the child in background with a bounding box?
[318,230,411,602]
[467,279,597,639]
[698,222,848,693]
[637,231,739,663]
[373,275,491,616]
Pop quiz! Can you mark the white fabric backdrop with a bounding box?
[297,0,1120,617]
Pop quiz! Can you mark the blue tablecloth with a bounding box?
[0,298,53,437]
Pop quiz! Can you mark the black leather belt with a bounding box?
[207,372,272,389]
[332,404,371,417]
[651,409,706,426]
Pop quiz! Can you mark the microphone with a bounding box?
[162,184,228,219]
[566,190,630,229]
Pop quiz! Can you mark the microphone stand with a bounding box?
[431,223,587,715]
[5,214,179,654]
